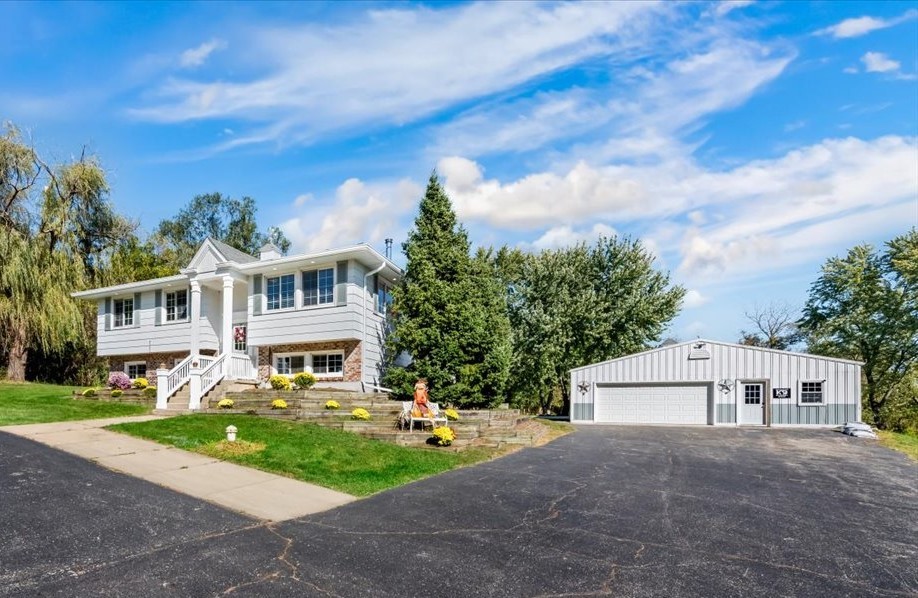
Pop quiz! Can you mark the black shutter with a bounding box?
[154,290,163,326]
[336,261,348,306]
[372,274,379,312]
[133,293,142,328]
[103,298,111,331]
[253,274,263,316]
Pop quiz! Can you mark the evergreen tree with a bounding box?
[384,173,511,408]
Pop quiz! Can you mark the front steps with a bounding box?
[152,378,258,415]
[199,390,547,449]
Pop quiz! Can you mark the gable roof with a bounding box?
[209,238,257,263]
[569,338,864,372]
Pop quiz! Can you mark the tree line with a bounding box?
[0,124,288,383]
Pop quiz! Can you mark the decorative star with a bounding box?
[577,381,590,395]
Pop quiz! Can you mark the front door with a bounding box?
[741,383,765,425]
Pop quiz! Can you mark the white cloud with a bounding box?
[843,66,859,74]
[783,120,806,132]
[292,193,312,207]
[132,2,663,150]
[441,134,917,281]
[815,9,917,38]
[711,1,754,18]
[861,51,900,73]
[179,38,227,68]
[280,178,421,253]
[529,223,617,250]
[683,289,709,309]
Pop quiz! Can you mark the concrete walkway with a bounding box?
[1,416,355,521]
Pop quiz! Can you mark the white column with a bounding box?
[189,280,202,357]
[155,368,169,410]
[221,276,234,356]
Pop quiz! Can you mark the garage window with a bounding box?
[800,381,824,405]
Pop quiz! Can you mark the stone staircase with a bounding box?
[204,389,547,450]
[153,379,259,415]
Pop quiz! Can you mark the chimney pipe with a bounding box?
[384,238,393,259]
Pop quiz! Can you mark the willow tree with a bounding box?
[0,124,123,381]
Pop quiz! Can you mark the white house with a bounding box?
[72,238,401,409]
[570,339,862,426]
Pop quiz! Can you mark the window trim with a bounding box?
[798,380,826,406]
[301,266,336,309]
[164,288,189,323]
[112,296,134,328]
[124,360,147,380]
[265,273,296,312]
[376,279,392,315]
[272,350,345,378]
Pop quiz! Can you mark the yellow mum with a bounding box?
[351,408,371,421]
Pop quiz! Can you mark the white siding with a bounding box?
[570,341,861,425]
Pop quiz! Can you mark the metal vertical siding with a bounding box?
[570,340,860,425]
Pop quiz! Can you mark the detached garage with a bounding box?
[570,339,862,426]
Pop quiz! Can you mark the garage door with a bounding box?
[594,384,709,424]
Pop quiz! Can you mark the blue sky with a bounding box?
[2,1,917,342]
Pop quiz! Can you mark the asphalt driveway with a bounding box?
[3,426,916,597]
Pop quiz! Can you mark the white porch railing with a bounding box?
[228,352,257,380]
[157,351,256,411]
[198,354,227,401]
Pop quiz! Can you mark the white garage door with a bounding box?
[594,384,709,424]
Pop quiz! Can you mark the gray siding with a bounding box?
[570,340,861,425]
[96,291,193,356]
[247,260,388,383]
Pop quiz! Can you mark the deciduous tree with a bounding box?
[799,230,918,428]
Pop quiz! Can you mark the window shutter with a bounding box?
[253,274,263,316]
[336,261,348,306]
[372,274,379,312]
[154,290,163,326]
[103,298,111,331]
[133,293,142,328]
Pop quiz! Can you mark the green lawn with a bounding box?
[109,414,505,496]
[878,430,918,461]
[0,382,149,426]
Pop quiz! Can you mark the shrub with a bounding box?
[81,388,97,398]
[111,389,123,398]
[269,375,292,390]
[131,377,149,389]
[325,400,340,410]
[218,398,234,409]
[272,399,288,410]
[143,386,157,399]
[108,372,132,390]
[432,426,456,446]
[351,408,371,421]
[444,408,460,421]
[293,372,317,389]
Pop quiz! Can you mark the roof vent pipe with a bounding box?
[384,238,393,259]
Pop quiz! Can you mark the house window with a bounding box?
[165,289,188,321]
[233,325,246,352]
[377,281,393,315]
[125,361,146,379]
[313,353,343,375]
[275,355,306,375]
[800,381,824,404]
[266,274,295,310]
[113,298,134,327]
[303,267,335,306]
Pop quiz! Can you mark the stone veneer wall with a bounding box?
[108,352,190,379]
[257,340,361,382]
